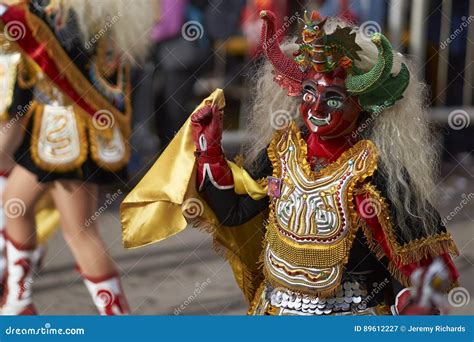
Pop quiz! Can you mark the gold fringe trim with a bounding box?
[359,183,460,287]
[17,54,38,89]
[360,220,386,260]
[30,103,89,172]
[85,110,131,172]
[23,4,132,136]
[247,282,266,315]
[385,260,460,291]
[360,183,459,264]
[189,215,264,304]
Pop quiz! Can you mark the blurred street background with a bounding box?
[30,0,474,315]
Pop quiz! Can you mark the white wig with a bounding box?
[62,0,155,61]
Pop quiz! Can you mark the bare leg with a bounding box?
[49,181,115,277]
[3,165,47,248]
[50,180,129,314]
[0,120,22,279]
[0,119,23,173]
[1,165,47,315]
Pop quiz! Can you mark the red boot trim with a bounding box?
[3,231,36,252]
[75,265,120,284]
[18,304,37,315]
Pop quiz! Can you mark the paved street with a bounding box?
[33,167,474,316]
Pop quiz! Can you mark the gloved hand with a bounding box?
[393,258,451,315]
[190,104,233,191]
[191,103,224,154]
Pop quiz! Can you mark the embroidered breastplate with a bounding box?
[263,123,377,297]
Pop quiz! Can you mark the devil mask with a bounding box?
[259,10,410,138]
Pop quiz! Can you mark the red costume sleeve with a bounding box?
[354,187,459,288]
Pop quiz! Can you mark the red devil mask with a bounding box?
[259,10,410,139]
[259,10,362,139]
[299,68,361,138]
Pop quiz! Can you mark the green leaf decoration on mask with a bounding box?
[357,63,410,113]
[345,33,394,94]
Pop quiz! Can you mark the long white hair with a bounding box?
[62,0,155,61]
[242,18,439,238]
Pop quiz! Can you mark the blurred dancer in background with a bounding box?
[0,35,60,295]
[0,0,153,315]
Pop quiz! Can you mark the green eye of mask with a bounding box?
[327,98,343,109]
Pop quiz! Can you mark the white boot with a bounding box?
[1,235,36,315]
[0,173,45,291]
[83,272,130,315]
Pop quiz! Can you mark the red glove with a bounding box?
[393,258,451,315]
[191,104,233,191]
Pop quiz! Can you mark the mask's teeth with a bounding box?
[308,110,331,127]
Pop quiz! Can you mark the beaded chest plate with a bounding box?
[263,123,377,297]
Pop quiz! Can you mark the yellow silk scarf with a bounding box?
[120,89,269,302]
